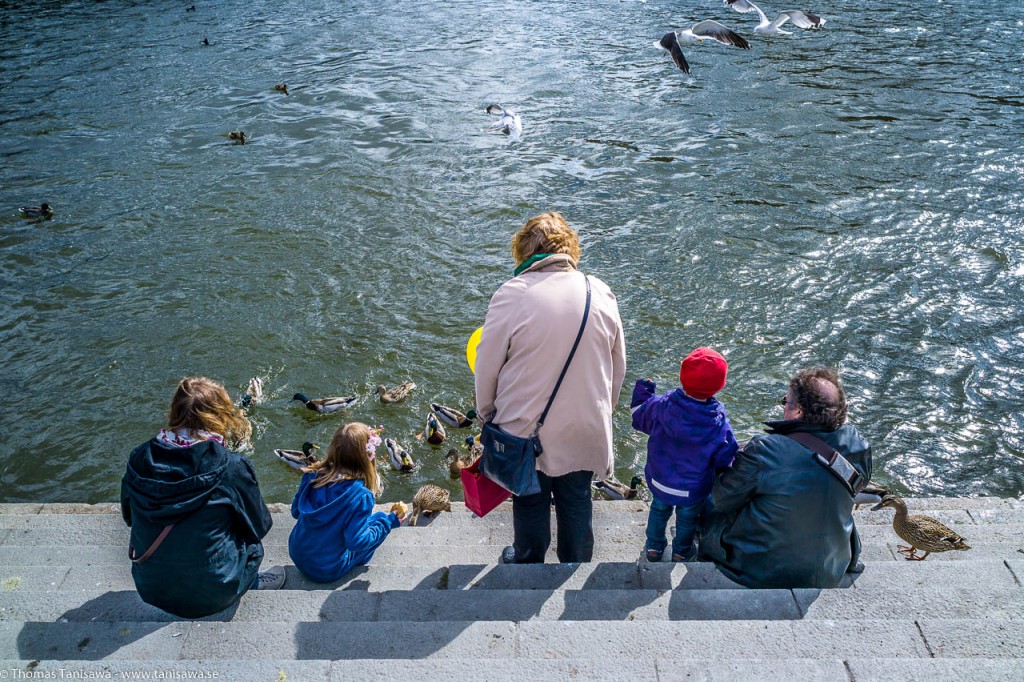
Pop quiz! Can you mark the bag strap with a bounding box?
[128,523,175,564]
[783,431,865,498]
[533,274,592,436]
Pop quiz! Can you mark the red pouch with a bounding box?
[461,456,512,517]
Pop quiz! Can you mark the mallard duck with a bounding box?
[240,376,263,409]
[410,484,451,526]
[185,4,196,11]
[592,476,645,501]
[872,494,971,561]
[445,449,473,478]
[273,83,289,95]
[430,403,476,429]
[201,37,210,46]
[417,412,446,445]
[228,131,246,144]
[854,481,892,510]
[385,438,415,472]
[19,203,53,219]
[273,441,320,471]
[377,381,416,403]
[291,392,357,414]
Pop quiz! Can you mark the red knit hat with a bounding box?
[680,347,728,400]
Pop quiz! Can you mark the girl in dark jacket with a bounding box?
[121,377,280,619]
[289,422,406,583]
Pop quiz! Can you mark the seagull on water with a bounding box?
[724,0,826,37]
[485,104,522,140]
[657,21,751,75]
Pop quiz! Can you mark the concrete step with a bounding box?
[0,618,976,660]
[0,537,1017,571]
[4,586,1024,624]
[4,558,1018,594]
[1,657,1021,682]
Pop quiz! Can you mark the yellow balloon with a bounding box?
[466,326,483,374]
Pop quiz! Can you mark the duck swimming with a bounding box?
[240,376,263,409]
[274,83,289,96]
[291,392,357,414]
[228,131,246,144]
[445,449,473,478]
[430,403,475,429]
[377,381,416,403]
[410,484,452,526]
[418,412,446,446]
[273,441,320,471]
[592,476,645,501]
[19,203,53,219]
[385,438,415,472]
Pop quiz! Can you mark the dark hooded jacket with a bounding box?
[698,419,871,589]
[120,437,273,618]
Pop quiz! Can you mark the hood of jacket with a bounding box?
[122,438,229,522]
[293,474,369,530]
[662,390,728,439]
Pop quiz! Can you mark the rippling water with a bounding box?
[1,0,1022,503]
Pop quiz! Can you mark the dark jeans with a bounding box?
[511,469,594,563]
[645,497,702,560]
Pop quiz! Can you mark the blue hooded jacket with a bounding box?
[288,473,400,583]
[631,379,738,507]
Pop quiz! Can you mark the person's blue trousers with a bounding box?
[645,496,702,560]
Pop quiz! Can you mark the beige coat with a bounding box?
[475,254,626,479]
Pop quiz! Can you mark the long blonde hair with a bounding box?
[167,376,252,446]
[305,422,381,494]
[511,212,582,266]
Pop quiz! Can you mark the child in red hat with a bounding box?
[630,347,738,561]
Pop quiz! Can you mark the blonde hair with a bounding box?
[167,376,252,447]
[511,212,582,266]
[305,422,381,494]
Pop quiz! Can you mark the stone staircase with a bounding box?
[1,498,1022,681]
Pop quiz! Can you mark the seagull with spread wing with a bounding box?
[724,0,826,37]
[657,20,751,75]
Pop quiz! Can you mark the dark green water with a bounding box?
[1,0,1022,503]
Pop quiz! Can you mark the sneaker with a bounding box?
[671,552,695,563]
[500,546,516,564]
[847,560,865,574]
[254,566,286,590]
[644,548,662,562]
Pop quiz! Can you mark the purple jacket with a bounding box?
[631,379,738,507]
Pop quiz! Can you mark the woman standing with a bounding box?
[121,376,281,618]
[475,212,626,563]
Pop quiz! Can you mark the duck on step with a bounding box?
[872,494,971,561]
[592,475,645,500]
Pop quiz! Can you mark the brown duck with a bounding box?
[872,494,971,561]
[410,484,451,526]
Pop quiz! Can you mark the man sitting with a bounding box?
[698,367,871,588]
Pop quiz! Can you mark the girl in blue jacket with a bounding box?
[289,422,407,582]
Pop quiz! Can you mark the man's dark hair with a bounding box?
[790,367,847,430]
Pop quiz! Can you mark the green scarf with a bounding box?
[514,253,554,276]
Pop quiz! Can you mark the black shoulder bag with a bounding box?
[481,275,592,497]
[784,431,866,497]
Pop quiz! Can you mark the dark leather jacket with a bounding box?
[699,419,871,588]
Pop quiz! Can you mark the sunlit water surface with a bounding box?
[1,0,1022,503]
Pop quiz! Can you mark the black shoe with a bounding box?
[500,546,516,564]
[847,560,865,574]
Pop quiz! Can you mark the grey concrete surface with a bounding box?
[0,498,1021,674]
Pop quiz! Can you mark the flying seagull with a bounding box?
[724,0,825,36]
[657,21,751,75]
